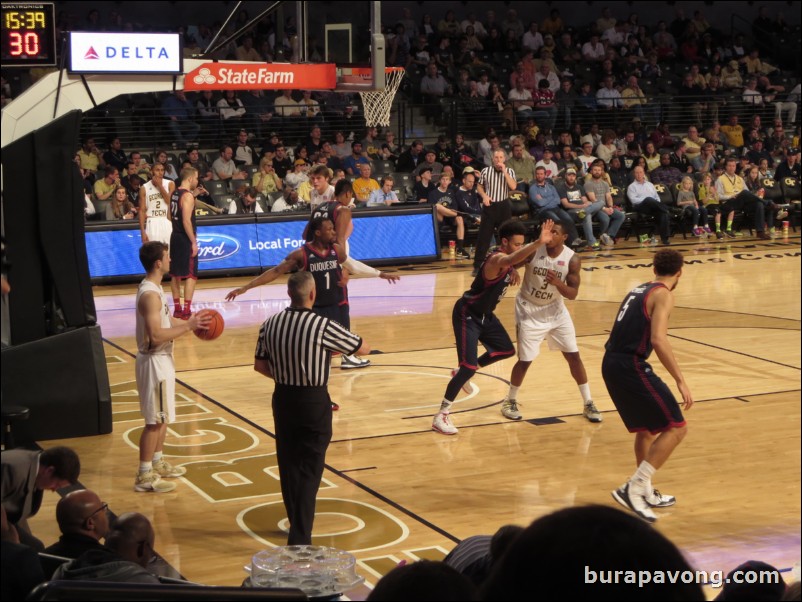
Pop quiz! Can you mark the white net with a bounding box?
[358,68,405,127]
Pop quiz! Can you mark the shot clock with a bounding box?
[1,3,56,67]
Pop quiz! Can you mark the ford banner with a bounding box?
[85,208,439,282]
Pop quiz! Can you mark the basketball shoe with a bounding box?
[583,400,603,423]
[432,412,458,435]
[501,397,522,420]
[646,489,676,507]
[135,470,177,493]
[451,369,473,394]
[611,482,657,523]
[153,459,186,478]
[341,354,370,369]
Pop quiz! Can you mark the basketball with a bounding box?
[193,309,225,341]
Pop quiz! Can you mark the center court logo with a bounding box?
[197,234,240,262]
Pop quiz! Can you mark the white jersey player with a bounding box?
[138,162,174,245]
[501,220,602,423]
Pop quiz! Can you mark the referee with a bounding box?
[254,271,370,545]
[473,150,517,276]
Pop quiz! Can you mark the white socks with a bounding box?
[439,399,453,414]
[579,383,592,403]
[139,461,152,474]
[631,461,656,494]
[508,385,520,400]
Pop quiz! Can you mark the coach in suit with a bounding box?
[254,271,370,545]
[1,446,81,549]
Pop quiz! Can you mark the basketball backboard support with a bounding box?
[301,0,385,92]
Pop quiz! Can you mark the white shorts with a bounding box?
[514,297,579,361]
[146,218,173,246]
[135,353,176,424]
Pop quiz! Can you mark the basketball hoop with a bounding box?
[339,67,405,127]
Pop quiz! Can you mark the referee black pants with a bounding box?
[272,384,332,545]
[473,199,512,270]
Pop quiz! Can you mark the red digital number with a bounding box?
[8,31,40,56]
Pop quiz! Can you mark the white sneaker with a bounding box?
[501,397,522,420]
[432,412,458,435]
[646,488,676,507]
[611,482,657,523]
[583,401,603,423]
[153,459,186,478]
[600,233,615,246]
[451,369,473,394]
[341,354,371,370]
[135,470,177,493]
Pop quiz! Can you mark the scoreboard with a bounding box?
[1,3,56,67]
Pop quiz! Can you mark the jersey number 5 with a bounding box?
[617,295,636,322]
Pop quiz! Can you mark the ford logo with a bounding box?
[197,234,240,262]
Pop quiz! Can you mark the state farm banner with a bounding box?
[184,62,337,91]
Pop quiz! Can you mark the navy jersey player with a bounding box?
[432,219,555,435]
[603,249,693,523]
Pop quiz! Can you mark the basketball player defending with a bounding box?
[603,249,692,522]
[135,241,211,492]
[307,178,399,369]
[169,167,199,319]
[433,219,554,435]
[501,220,602,423]
[139,162,174,245]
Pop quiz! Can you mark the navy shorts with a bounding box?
[602,352,686,434]
[452,300,514,370]
[313,303,349,329]
[169,232,198,280]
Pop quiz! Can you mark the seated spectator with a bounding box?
[557,167,603,249]
[420,63,452,124]
[396,140,425,173]
[531,79,557,132]
[746,139,772,166]
[677,74,706,129]
[211,145,248,181]
[186,148,211,182]
[52,513,161,585]
[103,137,127,173]
[239,90,275,139]
[284,159,310,191]
[528,166,580,245]
[217,90,247,136]
[427,173,470,259]
[272,145,293,179]
[252,156,282,195]
[676,175,710,236]
[596,77,623,112]
[271,186,303,212]
[352,163,379,204]
[743,78,771,108]
[298,90,323,125]
[361,127,382,161]
[721,115,745,149]
[455,167,482,225]
[1,507,46,601]
[714,561,786,601]
[106,186,137,221]
[775,147,801,180]
[535,146,559,179]
[444,525,523,588]
[650,153,684,186]
[721,60,743,89]
[227,186,264,214]
[196,90,220,140]
[77,137,105,177]
[607,156,629,188]
[715,156,772,239]
[154,150,179,181]
[775,84,800,125]
[507,144,536,190]
[627,165,671,244]
[577,142,598,176]
[161,91,200,147]
[692,143,717,173]
[483,505,704,599]
[413,149,445,180]
[668,141,693,173]
[744,48,778,77]
[367,176,400,207]
[44,489,109,560]
[381,131,401,163]
[621,76,659,126]
[343,141,369,176]
[236,35,261,61]
[94,166,121,202]
[1,446,81,550]
[585,162,626,245]
[232,129,256,166]
[367,560,478,601]
[582,34,605,62]
[597,131,620,166]
[641,141,661,172]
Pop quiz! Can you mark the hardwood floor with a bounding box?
[26,234,801,597]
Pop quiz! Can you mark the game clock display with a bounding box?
[1,3,56,67]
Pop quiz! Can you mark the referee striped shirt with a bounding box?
[479,165,516,203]
[255,307,362,387]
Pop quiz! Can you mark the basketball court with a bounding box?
[25,235,801,597]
